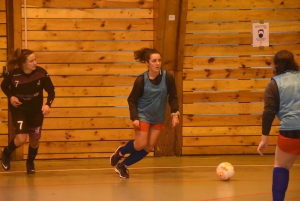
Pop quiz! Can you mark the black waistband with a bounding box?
[279,130,300,139]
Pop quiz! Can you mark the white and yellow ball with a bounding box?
[216,162,234,181]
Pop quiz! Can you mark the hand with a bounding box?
[257,135,269,156]
[42,105,50,115]
[172,116,179,127]
[10,96,22,107]
[132,120,140,128]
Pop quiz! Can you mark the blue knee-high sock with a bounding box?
[121,149,149,166]
[119,140,136,155]
[272,167,289,201]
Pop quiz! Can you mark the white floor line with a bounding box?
[0,164,299,174]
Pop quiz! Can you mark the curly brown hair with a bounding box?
[7,48,34,69]
[273,50,299,75]
[133,48,161,63]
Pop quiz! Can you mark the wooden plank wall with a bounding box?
[19,0,154,159]
[182,0,300,155]
[0,0,8,147]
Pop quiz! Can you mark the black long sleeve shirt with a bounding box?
[1,66,55,111]
[127,70,179,121]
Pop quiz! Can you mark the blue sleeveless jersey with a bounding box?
[137,69,167,124]
[273,71,300,130]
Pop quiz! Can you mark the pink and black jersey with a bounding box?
[1,66,55,111]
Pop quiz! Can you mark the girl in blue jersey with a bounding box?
[257,50,300,201]
[110,48,179,178]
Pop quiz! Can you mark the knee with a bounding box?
[15,135,27,145]
[134,141,147,151]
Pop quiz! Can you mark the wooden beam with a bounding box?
[6,0,23,160]
[175,0,188,156]
[153,0,183,156]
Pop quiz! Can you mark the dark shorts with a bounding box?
[11,109,44,134]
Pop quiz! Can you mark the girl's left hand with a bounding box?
[172,116,179,127]
[42,105,50,115]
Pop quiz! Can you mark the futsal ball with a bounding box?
[216,162,234,181]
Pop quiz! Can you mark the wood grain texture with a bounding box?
[183,91,264,103]
[0,11,6,23]
[187,10,300,21]
[24,19,153,31]
[186,21,300,33]
[183,56,276,68]
[40,129,135,141]
[183,80,269,91]
[34,52,136,63]
[25,0,154,9]
[24,31,153,41]
[54,87,132,97]
[183,126,279,136]
[185,33,300,45]
[50,75,136,86]
[182,146,276,155]
[27,41,153,51]
[188,0,300,9]
[183,115,280,126]
[183,136,277,146]
[183,103,263,114]
[24,8,153,19]
[42,118,132,129]
[40,64,146,75]
[183,68,273,79]
[184,44,300,56]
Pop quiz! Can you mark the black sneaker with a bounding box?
[115,163,129,178]
[26,161,35,174]
[110,146,124,166]
[1,148,10,171]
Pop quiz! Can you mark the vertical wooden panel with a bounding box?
[5,0,23,160]
[0,0,7,151]
[174,0,188,156]
[153,0,182,156]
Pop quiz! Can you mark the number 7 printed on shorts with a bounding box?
[18,121,23,130]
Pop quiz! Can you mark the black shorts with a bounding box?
[11,109,44,134]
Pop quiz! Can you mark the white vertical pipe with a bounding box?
[24,0,28,48]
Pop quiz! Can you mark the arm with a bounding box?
[166,71,179,127]
[127,75,144,121]
[262,80,279,135]
[258,80,279,155]
[42,73,55,115]
[1,73,13,99]
[1,73,22,107]
[166,71,179,113]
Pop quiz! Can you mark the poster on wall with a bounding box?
[252,23,269,47]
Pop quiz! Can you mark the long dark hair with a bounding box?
[273,50,299,75]
[7,48,34,69]
[134,48,161,63]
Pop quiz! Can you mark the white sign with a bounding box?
[252,23,269,47]
[169,15,175,21]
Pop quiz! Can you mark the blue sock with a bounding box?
[121,149,149,166]
[119,140,136,155]
[272,167,289,201]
